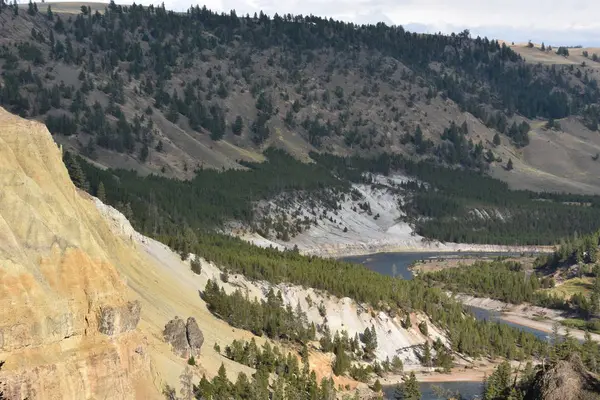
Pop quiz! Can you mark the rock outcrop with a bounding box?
[0,108,153,399]
[98,300,142,336]
[163,317,204,359]
[164,317,190,358]
[526,354,600,400]
[186,317,204,357]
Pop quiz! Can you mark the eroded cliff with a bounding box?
[0,107,267,399]
[0,108,153,399]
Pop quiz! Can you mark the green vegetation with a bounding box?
[541,230,600,268]
[202,280,316,343]
[422,260,568,309]
[314,153,600,245]
[195,234,546,360]
[560,318,600,334]
[482,329,600,399]
[190,360,337,400]
[423,255,600,322]
[3,0,600,167]
[393,371,421,400]
[66,146,600,247]
[224,338,303,377]
[76,149,346,240]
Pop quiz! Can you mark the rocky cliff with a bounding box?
[0,107,263,398]
[0,107,156,399]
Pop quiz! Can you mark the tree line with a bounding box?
[3,0,600,164]
[202,280,316,343]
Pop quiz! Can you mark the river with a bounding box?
[383,381,484,400]
[342,251,547,399]
[341,251,524,280]
[341,252,550,341]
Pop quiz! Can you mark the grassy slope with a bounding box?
[5,5,600,195]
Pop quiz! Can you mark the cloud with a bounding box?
[136,0,600,46]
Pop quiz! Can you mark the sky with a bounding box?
[152,0,600,47]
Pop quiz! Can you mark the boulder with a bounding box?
[186,317,204,357]
[163,316,204,359]
[163,317,190,358]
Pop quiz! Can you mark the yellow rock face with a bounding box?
[0,108,153,399]
[0,107,262,399]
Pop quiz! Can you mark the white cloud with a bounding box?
[133,0,600,46]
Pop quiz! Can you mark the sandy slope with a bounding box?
[97,199,458,390]
[0,107,160,400]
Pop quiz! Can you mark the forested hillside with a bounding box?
[65,148,600,246]
[2,1,600,187]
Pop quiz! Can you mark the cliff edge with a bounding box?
[0,108,153,399]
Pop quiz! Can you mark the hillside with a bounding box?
[0,107,559,399]
[0,106,321,398]
[2,3,600,194]
[0,106,355,398]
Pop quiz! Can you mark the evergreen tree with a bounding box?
[506,158,514,171]
[483,361,512,400]
[332,339,350,375]
[493,132,501,145]
[232,115,244,135]
[391,355,404,373]
[372,379,382,393]
[394,372,420,400]
[63,152,89,191]
[422,341,432,368]
[96,181,106,202]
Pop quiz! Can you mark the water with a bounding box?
[342,251,551,340]
[343,251,548,398]
[383,381,484,399]
[468,306,550,341]
[341,251,523,280]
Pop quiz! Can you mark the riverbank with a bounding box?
[457,294,600,342]
[241,230,554,259]
[301,241,554,259]
[411,255,539,275]
[380,358,518,385]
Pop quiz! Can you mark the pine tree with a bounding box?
[422,341,432,368]
[395,371,420,399]
[96,181,106,203]
[63,152,89,191]
[493,132,501,146]
[232,116,243,135]
[372,379,382,392]
[332,341,350,376]
[391,355,404,373]
[520,361,535,386]
[506,158,514,171]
